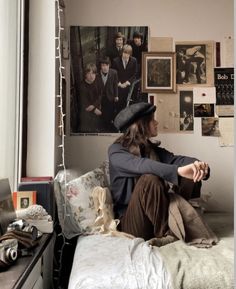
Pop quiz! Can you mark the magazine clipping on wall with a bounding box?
[69,26,149,135]
[175,41,214,86]
[214,67,234,117]
[179,90,194,132]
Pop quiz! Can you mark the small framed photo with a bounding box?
[142,52,176,93]
[12,191,37,210]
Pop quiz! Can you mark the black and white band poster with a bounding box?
[214,67,234,116]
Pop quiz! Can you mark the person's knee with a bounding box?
[136,174,166,196]
[139,174,161,184]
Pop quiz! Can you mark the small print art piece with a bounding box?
[193,87,216,104]
[201,117,220,137]
[142,52,176,93]
[214,67,234,117]
[179,90,194,132]
[194,103,215,117]
[176,41,214,86]
[12,191,37,210]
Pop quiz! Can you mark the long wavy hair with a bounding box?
[115,113,154,157]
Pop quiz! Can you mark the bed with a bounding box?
[54,166,234,289]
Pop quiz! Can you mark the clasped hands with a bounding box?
[86,105,102,116]
[177,161,209,182]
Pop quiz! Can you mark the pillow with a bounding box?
[54,165,113,239]
[99,160,110,186]
[54,169,84,239]
[65,168,107,236]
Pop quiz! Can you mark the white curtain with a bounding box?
[0,0,23,190]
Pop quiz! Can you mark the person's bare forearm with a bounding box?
[177,161,209,183]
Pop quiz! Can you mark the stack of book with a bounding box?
[18,176,55,221]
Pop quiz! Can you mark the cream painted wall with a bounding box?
[65,0,233,40]
[27,0,55,176]
[62,0,234,212]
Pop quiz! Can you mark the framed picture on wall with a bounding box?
[175,41,214,86]
[141,52,176,93]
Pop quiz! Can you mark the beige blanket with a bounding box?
[91,187,233,289]
[159,213,234,289]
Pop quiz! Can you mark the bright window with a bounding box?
[0,0,24,190]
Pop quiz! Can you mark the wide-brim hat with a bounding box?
[114,102,156,131]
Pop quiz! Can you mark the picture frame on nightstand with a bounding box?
[12,191,37,210]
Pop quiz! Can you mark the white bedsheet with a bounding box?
[68,234,171,289]
[68,213,234,289]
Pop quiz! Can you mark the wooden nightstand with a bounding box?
[0,233,54,289]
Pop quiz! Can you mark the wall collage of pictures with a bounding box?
[69,26,234,141]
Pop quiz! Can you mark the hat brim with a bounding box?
[118,104,156,131]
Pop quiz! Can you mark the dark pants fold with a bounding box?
[119,174,201,240]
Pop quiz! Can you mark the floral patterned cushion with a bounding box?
[65,168,107,235]
[99,160,110,186]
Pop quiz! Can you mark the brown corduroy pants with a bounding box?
[119,174,201,240]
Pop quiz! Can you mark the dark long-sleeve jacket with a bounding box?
[108,142,199,218]
[112,56,137,84]
[79,78,101,110]
[97,69,118,102]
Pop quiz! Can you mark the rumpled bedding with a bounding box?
[68,213,233,289]
[68,235,171,289]
[159,213,234,289]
